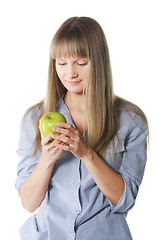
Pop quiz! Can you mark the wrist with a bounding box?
[81,147,94,164]
[37,154,55,171]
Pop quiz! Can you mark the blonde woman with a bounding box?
[16,17,148,240]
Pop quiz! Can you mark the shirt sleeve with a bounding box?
[109,113,148,214]
[15,106,41,194]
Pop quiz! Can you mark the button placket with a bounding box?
[69,232,75,239]
[66,158,81,239]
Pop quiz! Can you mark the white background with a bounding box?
[0,0,159,239]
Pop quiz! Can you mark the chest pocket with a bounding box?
[104,138,125,172]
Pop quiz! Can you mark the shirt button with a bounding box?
[76,182,80,187]
[70,232,75,238]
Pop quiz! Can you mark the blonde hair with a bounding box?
[29,16,148,157]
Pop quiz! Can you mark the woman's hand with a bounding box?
[40,132,64,167]
[52,122,90,160]
[19,132,64,213]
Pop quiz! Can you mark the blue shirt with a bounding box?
[15,98,148,240]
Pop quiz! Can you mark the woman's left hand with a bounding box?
[52,122,90,160]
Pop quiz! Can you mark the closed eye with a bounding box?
[58,63,67,66]
[77,62,88,66]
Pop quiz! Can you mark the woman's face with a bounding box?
[55,57,90,94]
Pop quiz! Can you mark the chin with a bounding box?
[66,85,84,94]
[69,89,84,94]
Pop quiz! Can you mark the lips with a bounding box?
[67,80,82,84]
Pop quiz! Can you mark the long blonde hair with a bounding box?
[31,16,148,156]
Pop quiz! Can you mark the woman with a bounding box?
[16,16,148,240]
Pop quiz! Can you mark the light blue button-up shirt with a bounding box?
[15,97,148,240]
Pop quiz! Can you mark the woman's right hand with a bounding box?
[20,131,63,213]
[39,132,64,168]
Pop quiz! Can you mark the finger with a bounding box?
[39,118,42,127]
[58,123,80,137]
[52,126,76,139]
[54,141,71,152]
[52,133,75,146]
[50,146,64,158]
[47,146,60,157]
[41,132,54,146]
[47,139,61,150]
[57,122,76,133]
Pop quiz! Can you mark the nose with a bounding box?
[67,65,78,79]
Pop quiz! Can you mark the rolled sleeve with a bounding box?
[110,113,148,214]
[15,106,41,194]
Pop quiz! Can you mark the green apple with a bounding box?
[39,112,67,140]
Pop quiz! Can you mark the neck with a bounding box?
[64,92,86,112]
